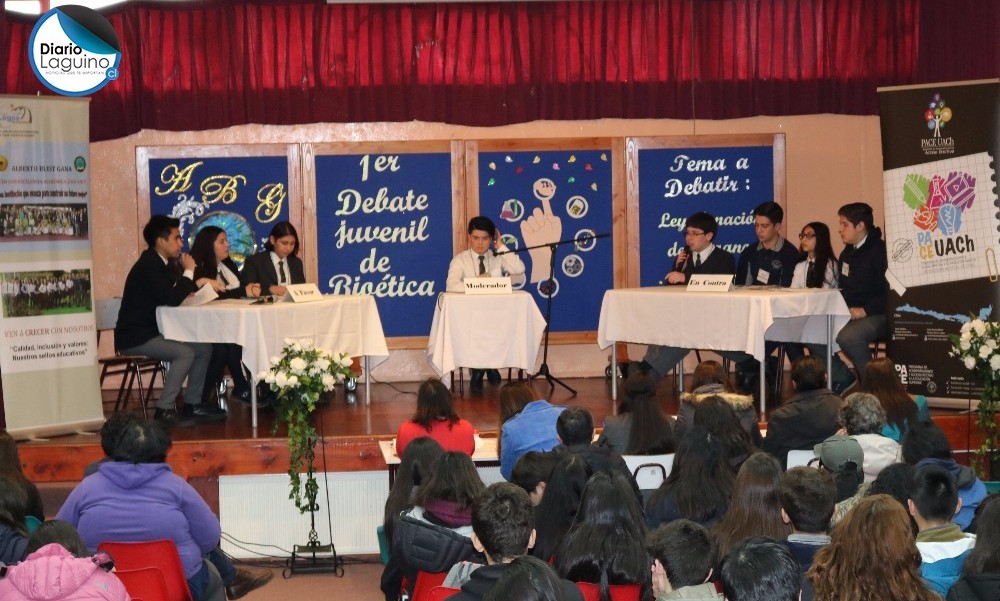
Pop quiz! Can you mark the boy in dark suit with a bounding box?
[115,215,219,426]
[640,212,743,380]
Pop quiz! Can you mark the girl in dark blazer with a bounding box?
[190,226,259,407]
[239,221,305,296]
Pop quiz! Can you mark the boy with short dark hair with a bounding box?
[720,537,801,601]
[646,520,721,600]
[778,467,836,571]
[445,215,526,393]
[444,483,582,601]
[909,464,977,596]
[554,407,642,502]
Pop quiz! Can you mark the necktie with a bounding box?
[478,255,486,275]
[694,253,701,268]
[806,261,816,284]
[218,269,230,286]
[278,260,286,284]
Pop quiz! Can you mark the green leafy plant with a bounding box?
[949,319,1000,478]
[259,338,353,512]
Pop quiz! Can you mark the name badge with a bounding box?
[756,268,770,284]
[841,263,850,278]
[284,283,323,303]
[686,274,733,292]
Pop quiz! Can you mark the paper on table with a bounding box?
[180,284,219,307]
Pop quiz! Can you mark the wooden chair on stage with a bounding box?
[96,297,166,417]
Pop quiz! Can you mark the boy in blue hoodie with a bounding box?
[909,464,977,596]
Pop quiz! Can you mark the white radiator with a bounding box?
[218,466,504,558]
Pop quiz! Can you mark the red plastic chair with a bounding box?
[114,567,171,601]
[428,585,461,601]
[412,571,449,601]
[97,540,194,601]
[576,582,642,601]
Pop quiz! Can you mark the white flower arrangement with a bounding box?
[260,338,355,513]
[949,319,1000,478]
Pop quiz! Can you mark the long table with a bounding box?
[379,437,500,487]
[158,295,389,430]
[597,286,851,414]
[427,291,547,376]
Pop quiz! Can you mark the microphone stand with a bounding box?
[495,233,609,396]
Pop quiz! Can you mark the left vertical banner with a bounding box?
[0,96,104,438]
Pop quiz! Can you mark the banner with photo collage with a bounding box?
[878,81,1000,404]
[0,95,103,438]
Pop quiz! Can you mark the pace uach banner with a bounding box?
[878,80,1000,404]
[0,95,104,437]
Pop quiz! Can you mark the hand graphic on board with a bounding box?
[520,178,562,283]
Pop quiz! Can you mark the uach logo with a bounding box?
[28,5,121,96]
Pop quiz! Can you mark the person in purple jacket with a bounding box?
[57,419,224,601]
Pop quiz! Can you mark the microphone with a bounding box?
[675,245,691,271]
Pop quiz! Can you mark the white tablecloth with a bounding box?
[597,287,851,359]
[427,292,547,376]
[158,295,389,377]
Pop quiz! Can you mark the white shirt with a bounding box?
[158,251,194,281]
[446,246,526,292]
[691,243,716,268]
[790,258,838,289]
[270,251,288,285]
[217,262,241,291]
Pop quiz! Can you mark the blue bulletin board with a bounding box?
[633,137,784,286]
[143,150,294,267]
[475,146,614,333]
[313,149,455,338]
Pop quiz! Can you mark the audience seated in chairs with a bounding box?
[809,494,939,601]
[910,464,977,596]
[859,357,931,443]
[553,408,642,503]
[711,452,791,559]
[80,412,272,600]
[509,451,560,506]
[720,537,801,601]
[901,420,987,531]
[0,473,30,565]
[498,384,566,481]
[948,494,1000,601]
[554,471,652,601]
[396,379,476,457]
[645,427,733,530]
[646,519,720,600]
[761,356,843,467]
[676,360,761,448]
[839,392,901,482]
[56,418,225,601]
[692,396,758,472]
[0,520,129,601]
[597,372,676,456]
[442,483,582,601]
[531,454,590,563]
[381,451,485,601]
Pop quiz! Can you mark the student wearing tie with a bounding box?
[115,215,219,427]
[190,226,261,416]
[445,216,526,393]
[239,221,305,296]
[637,212,749,383]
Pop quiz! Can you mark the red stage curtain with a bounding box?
[1,0,996,141]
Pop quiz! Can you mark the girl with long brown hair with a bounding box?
[860,357,931,442]
[711,451,790,558]
[808,494,939,601]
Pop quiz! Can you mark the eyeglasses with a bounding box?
[685,230,707,238]
[798,233,816,240]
